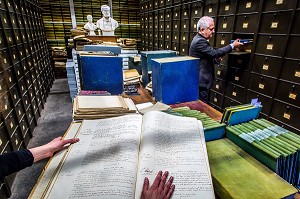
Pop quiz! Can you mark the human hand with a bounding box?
[29,137,80,162]
[232,38,243,49]
[141,171,175,199]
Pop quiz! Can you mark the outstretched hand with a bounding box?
[141,171,175,199]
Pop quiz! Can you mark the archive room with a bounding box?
[0,0,300,198]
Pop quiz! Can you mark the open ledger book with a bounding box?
[30,111,214,199]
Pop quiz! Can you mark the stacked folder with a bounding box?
[164,106,226,141]
[226,118,300,187]
[123,69,141,85]
[73,95,137,120]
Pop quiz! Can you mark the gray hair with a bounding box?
[197,16,214,31]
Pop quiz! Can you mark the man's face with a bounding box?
[102,10,110,17]
[201,21,215,39]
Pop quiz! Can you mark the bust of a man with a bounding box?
[96,5,119,36]
[84,15,97,36]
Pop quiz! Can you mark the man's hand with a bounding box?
[141,171,175,199]
[232,38,243,49]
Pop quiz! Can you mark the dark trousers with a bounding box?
[199,86,208,103]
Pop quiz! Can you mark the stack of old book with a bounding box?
[123,69,141,85]
[73,95,137,120]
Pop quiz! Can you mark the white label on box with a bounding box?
[4,18,6,24]
[23,125,25,130]
[160,35,163,38]
[161,15,163,18]
[0,85,2,90]
[21,86,24,91]
[184,12,187,16]
[183,37,186,40]
[209,8,213,13]
[167,14,170,18]
[271,22,278,28]
[246,2,252,8]
[194,24,197,29]
[223,23,227,29]
[9,37,11,42]
[295,71,300,77]
[9,77,12,82]
[0,139,2,147]
[267,44,273,50]
[4,105,7,110]
[166,45,169,48]
[175,24,178,28]
[235,76,240,81]
[10,122,13,128]
[182,48,185,52]
[161,44,163,47]
[214,97,218,102]
[216,84,219,89]
[232,92,237,96]
[184,24,186,29]
[259,83,265,89]
[289,93,297,100]
[263,64,269,70]
[167,35,169,39]
[176,13,178,17]
[18,110,21,115]
[174,47,177,50]
[276,0,283,4]
[160,25,163,28]
[283,113,290,120]
[15,139,18,146]
[167,25,169,28]
[225,5,230,11]
[12,19,15,24]
[217,70,221,75]
[221,40,225,45]
[243,22,248,28]
[4,59,6,63]
[195,10,198,15]
[18,71,20,75]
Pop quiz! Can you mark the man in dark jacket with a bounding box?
[189,16,243,102]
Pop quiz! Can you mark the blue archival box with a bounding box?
[80,56,123,94]
[152,56,200,104]
[140,50,178,87]
[83,45,121,54]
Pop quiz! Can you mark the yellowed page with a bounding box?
[45,115,142,199]
[135,111,214,199]
[76,95,125,109]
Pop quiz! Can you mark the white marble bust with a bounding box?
[96,5,119,36]
[84,15,97,36]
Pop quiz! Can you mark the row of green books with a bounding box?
[163,106,226,141]
[226,118,300,187]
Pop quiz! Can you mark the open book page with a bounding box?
[29,122,81,199]
[45,115,143,199]
[135,111,214,199]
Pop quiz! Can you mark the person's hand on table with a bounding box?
[141,171,175,199]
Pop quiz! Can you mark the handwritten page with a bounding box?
[135,111,214,199]
[45,115,142,199]
[29,122,81,199]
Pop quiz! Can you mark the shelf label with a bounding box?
[283,113,290,120]
[167,14,170,18]
[217,70,221,75]
[209,8,213,13]
[184,12,187,16]
[243,22,249,28]
[184,24,186,29]
[160,15,163,19]
[18,71,20,75]
[9,77,12,82]
[195,10,198,15]
[235,76,240,81]
[271,22,278,28]
[18,110,21,115]
[0,85,2,91]
[182,48,185,52]
[175,13,178,17]
[263,64,269,70]
[216,84,219,89]
[4,105,7,110]
[223,23,227,29]
[4,18,6,24]
[259,83,265,89]
[167,25,169,28]
[267,44,273,50]
[174,36,177,40]
[23,125,25,130]
[276,0,283,4]
[4,59,7,64]
[0,139,2,147]
[15,139,18,146]
[221,40,225,45]
[214,97,218,102]
[175,24,178,28]
[246,2,252,8]
[295,71,300,77]
[167,35,169,39]
[194,24,197,29]
[183,36,186,41]
[225,5,230,11]
[166,45,169,49]
[232,91,237,96]
[174,47,177,50]
[289,92,297,100]
[10,122,13,129]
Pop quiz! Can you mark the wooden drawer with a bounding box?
[280,59,300,84]
[291,10,300,34]
[181,4,190,19]
[181,19,190,32]
[172,31,180,42]
[256,35,286,57]
[173,20,180,31]
[214,64,228,80]
[0,10,11,29]
[275,81,300,107]
[22,91,31,110]
[0,49,11,71]
[9,84,20,106]
[18,77,27,96]
[19,115,29,138]
[209,90,224,108]
[14,100,25,123]
[0,28,7,50]
[212,78,226,94]
[158,31,164,41]
[9,46,20,65]
[204,0,218,16]
[173,7,181,20]
[228,52,251,69]
[0,124,9,154]
[227,67,250,87]
[4,110,18,138]
[172,42,180,52]
[246,90,273,115]
[179,44,189,56]
[0,92,13,119]
[215,33,231,48]
[10,127,23,151]
[13,63,23,81]
[263,0,295,12]
[235,14,259,33]
[164,9,172,21]
[165,31,171,41]
[252,55,283,78]
[225,83,247,103]
[164,21,171,31]
[223,96,242,109]
[259,12,292,34]
[237,0,260,13]
[217,16,234,32]
[249,74,277,97]
[270,100,300,130]
[180,32,189,44]
[191,2,202,19]
[285,36,300,60]
[164,41,171,50]
[190,18,199,32]
[219,0,236,15]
